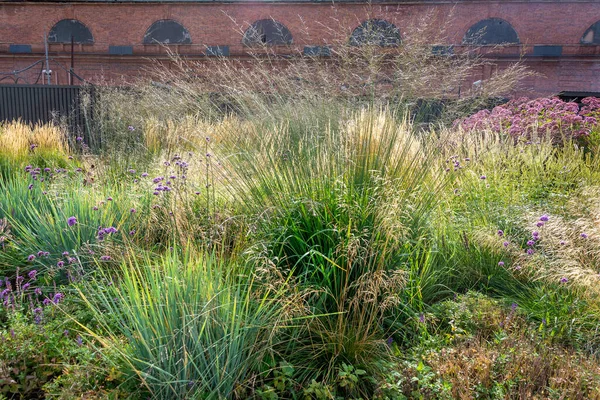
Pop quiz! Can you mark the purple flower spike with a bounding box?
[497,230,504,237]
[42,298,51,306]
[28,270,37,280]
[141,172,148,178]
[76,136,83,142]
[28,184,33,190]
[536,222,545,228]
[62,251,69,257]
[100,255,111,261]
[27,254,36,262]
[498,261,505,267]
[581,233,588,239]
[52,293,64,304]
[57,261,65,268]
[128,125,135,132]
[527,248,535,255]
[22,283,30,291]
[540,215,549,222]
[527,240,535,247]
[419,313,425,323]
[503,241,509,247]
[34,287,42,296]
[107,197,113,202]
[532,231,540,239]
[560,277,568,284]
[67,216,77,227]
[480,175,487,180]
[130,208,136,213]
[76,335,83,346]
[560,240,566,245]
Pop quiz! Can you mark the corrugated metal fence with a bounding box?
[0,84,92,134]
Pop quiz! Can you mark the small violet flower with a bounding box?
[52,293,64,304]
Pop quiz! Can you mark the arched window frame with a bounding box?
[48,19,94,44]
[349,19,401,47]
[143,19,192,45]
[463,18,520,45]
[242,19,293,46]
[581,21,600,44]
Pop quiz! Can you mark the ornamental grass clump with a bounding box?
[0,121,69,157]
[226,108,443,303]
[75,250,302,399]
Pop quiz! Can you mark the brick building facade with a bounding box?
[0,0,598,97]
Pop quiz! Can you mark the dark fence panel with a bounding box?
[0,84,92,134]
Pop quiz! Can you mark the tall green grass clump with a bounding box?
[206,108,447,391]
[228,108,443,302]
[76,250,301,399]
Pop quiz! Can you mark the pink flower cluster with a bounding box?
[456,97,600,142]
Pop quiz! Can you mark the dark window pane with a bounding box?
[350,19,401,47]
[48,19,94,44]
[463,18,519,45]
[581,21,600,44]
[143,19,191,44]
[242,19,293,46]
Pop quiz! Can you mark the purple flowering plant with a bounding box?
[457,96,600,143]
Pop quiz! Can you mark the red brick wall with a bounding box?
[0,1,598,96]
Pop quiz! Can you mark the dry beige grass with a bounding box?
[0,120,69,156]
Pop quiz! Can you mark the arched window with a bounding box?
[350,19,401,46]
[463,18,519,45]
[48,19,94,44]
[242,19,293,46]
[143,19,191,44]
[581,21,600,44]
